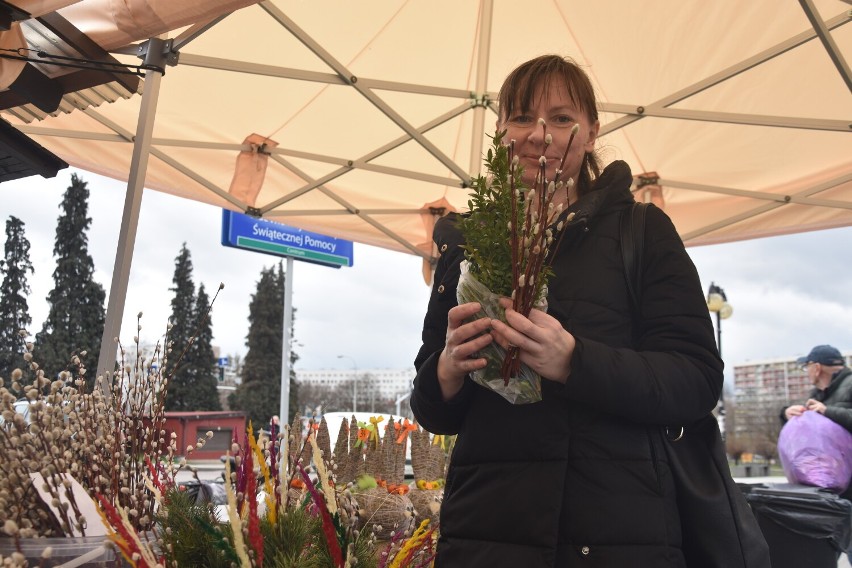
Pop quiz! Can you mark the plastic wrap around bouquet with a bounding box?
[778,410,852,493]
[457,260,543,404]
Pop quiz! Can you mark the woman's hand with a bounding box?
[784,404,806,419]
[437,302,493,400]
[489,298,576,384]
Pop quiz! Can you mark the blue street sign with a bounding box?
[221,210,354,268]
[217,357,229,367]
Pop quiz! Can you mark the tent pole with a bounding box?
[96,38,168,390]
[280,256,294,425]
[797,0,852,92]
[469,0,493,178]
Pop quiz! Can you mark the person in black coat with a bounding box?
[781,344,852,431]
[411,55,732,567]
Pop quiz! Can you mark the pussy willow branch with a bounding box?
[502,122,581,381]
[509,140,520,310]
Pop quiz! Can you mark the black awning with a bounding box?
[0,118,67,182]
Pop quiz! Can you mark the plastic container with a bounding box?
[0,535,124,566]
[744,483,852,568]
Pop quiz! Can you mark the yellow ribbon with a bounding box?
[369,416,384,448]
[432,434,445,449]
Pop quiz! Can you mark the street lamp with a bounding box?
[706,282,733,416]
[337,354,358,412]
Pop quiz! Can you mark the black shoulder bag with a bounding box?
[620,203,771,568]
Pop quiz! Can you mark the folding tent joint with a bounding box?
[635,172,659,188]
[636,106,645,115]
[245,206,262,217]
[428,207,446,216]
[136,38,179,73]
[469,93,490,109]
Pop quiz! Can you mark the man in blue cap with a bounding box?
[781,345,852,562]
[781,345,852,430]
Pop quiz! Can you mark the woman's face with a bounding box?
[498,81,599,203]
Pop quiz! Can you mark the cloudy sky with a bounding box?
[2,169,852,393]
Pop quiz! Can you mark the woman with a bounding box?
[411,55,736,566]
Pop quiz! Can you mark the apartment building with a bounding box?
[732,351,852,438]
[296,367,415,402]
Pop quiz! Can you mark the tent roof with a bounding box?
[3,0,852,260]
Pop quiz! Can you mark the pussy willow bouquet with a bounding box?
[459,123,579,404]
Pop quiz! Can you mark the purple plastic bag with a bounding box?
[778,410,852,493]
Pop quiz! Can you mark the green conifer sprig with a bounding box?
[460,130,551,311]
[461,131,532,298]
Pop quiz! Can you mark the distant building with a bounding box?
[732,351,852,438]
[296,367,415,407]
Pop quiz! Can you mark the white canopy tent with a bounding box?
[1,0,850,383]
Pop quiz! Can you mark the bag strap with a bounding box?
[619,202,647,322]
[621,203,683,441]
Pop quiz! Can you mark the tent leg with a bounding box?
[280,256,294,425]
[469,0,493,178]
[96,38,167,390]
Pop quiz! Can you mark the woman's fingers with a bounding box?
[448,302,484,329]
[440,302,493,379]
[490,303,575,383]
[493,304,550,347]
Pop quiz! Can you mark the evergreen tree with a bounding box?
[35,174,106,385]
[230,263,299,427]
[182,283,222,410]
[0,216,34,381]
[164,244,196,411]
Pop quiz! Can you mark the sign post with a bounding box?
[222,210,353,424]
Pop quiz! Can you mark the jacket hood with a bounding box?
[564,159,634,226]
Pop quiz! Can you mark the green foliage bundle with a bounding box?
[456,125,579,397]
[460,130,526,298]
[460,130,556,310]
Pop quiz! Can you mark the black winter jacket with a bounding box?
[411,160,724,567]
[780,367,852,432]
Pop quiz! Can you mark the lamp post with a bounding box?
[706,282,733,416]
[337,354,358,412]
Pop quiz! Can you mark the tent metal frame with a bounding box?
[1,1,847,381]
